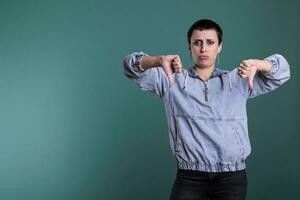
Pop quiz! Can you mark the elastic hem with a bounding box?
[177,160,246,173]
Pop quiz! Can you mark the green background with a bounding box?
[0,0,299,199]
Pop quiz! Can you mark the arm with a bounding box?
[123,51,182,98]
[238,54,291,99]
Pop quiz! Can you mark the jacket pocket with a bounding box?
[219,126,245,164]
[173,116,205,164]
[174,117,182,153]
[231,127,246,157]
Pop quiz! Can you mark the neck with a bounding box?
[194,64,215,81]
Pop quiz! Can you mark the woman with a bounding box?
[123,19,290,200]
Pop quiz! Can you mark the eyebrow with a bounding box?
[192,39,215,42]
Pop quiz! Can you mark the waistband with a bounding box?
[177,160,246,173]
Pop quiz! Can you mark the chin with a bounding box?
[195,61,211,68]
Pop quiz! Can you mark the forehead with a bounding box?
[191,29,218,40]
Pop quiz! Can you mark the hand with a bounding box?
[159,55,183,87]
[238,58,272,90]
[237,59,259,90]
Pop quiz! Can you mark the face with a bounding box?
[189,29,222,69]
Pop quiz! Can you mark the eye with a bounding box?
[207,41,215,45]
[193,41,202,46]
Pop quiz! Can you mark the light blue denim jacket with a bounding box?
[123,51,290,172]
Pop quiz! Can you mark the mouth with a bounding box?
[198,56,209,60]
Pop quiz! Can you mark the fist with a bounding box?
[237,59,259,90]
[159,55,183,87]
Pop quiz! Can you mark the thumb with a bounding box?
[248,65,257,90]
[162,63,174,87]
[248,75,254,90]
[166,71,174,87]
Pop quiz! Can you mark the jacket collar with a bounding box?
[188,66,228,79]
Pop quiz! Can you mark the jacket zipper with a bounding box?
[204,81,208,102]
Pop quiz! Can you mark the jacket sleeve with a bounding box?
[248,54,291,99]
[123,51,169,98]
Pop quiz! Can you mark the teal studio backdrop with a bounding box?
[0,0,299,199]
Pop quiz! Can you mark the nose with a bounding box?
[200,43,207,53]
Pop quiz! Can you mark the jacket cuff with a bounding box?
[132,51,148,73]
[263,54,280,79]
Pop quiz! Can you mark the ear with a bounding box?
[217,43,222,54]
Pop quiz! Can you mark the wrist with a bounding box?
[258,59,272,73]
[157,55,163,67]
[140,55,161,69]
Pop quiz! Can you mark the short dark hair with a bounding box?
[187,19,223,46]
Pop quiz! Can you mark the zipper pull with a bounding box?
[204,81,208,102]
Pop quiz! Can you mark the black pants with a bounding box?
[170,168,247,200]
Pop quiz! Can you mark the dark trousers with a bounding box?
[170,168,247,200]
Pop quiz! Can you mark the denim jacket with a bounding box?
[123,51,290,172]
